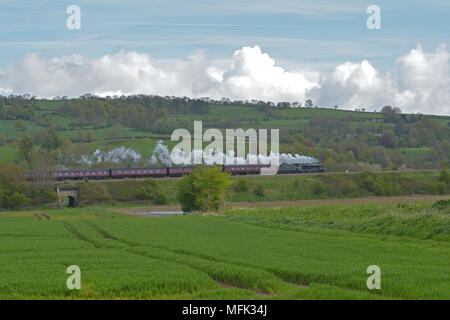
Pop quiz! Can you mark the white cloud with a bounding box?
[312,45,450,115]
[0,45,448,115]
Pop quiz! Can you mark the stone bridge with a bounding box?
[56,187,80,208]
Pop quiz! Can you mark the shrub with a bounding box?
[373,183,385,196]
[439,170,449,185]
[25,186,58,206]
[136,186,151,200]
[79,183,112,204]
[153,191,169,205]
[432,199,450,211]
[437,182,447,195]
[177,166,231,212]
[233,179,249,192]
[311,180,328,196]
[7,192,29,209]
[253,185,265,197]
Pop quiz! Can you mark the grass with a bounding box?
[0,145,16,164]
[0,201,448,299]
[397,147,432,161]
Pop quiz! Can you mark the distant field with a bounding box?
[397,147,432,161]
[0,146,16,164]
[0,200,448,299]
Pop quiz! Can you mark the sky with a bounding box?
[0,0,449,115]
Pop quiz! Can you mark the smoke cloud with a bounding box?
[78,147,142,166]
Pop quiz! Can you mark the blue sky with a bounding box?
[0,0,448,71]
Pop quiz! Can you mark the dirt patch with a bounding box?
[114,205,182,214]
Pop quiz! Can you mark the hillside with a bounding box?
[0,96,449,171]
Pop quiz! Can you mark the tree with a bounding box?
[32,150,56,189]
[76,129,84,142]
[439,169,449,185]
[85,129,94,142]
[17,135,35,166]
[41,130,63,150]
[381,106,401,123]
[176,166,231,213]
[0,162,27,209]
[380,130,398,149]
[14,119,26,131]
[0,100,5,118]
[110,124,122,140]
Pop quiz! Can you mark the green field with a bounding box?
[0,146,16,164]
[0,201,448,299]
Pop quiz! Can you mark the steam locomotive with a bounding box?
[26,163,325,181]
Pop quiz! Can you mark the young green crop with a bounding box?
[0,201,448,299]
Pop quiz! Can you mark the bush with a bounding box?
[432,199,450,211]
[311,180,328,196]
[373,183,385,196]
[25,186,58,206]
[7,192,29,209]
[153,191,169,205]
[253,185,265,197]
[136,186,151,200]
[79,183,112,204]
[233,179,249,192]
[177,166,231,212]
[439,170,450,184]
[437,182,447,195]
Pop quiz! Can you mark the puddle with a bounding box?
[133,211,185,216]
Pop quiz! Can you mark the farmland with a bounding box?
[0,200,448,299]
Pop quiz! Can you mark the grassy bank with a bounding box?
[72,171,448,206]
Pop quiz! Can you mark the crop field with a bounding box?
[0,201,448,299]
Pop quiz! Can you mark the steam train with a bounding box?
[26,163,325,181]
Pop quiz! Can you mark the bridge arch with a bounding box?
[57,187,80,208]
